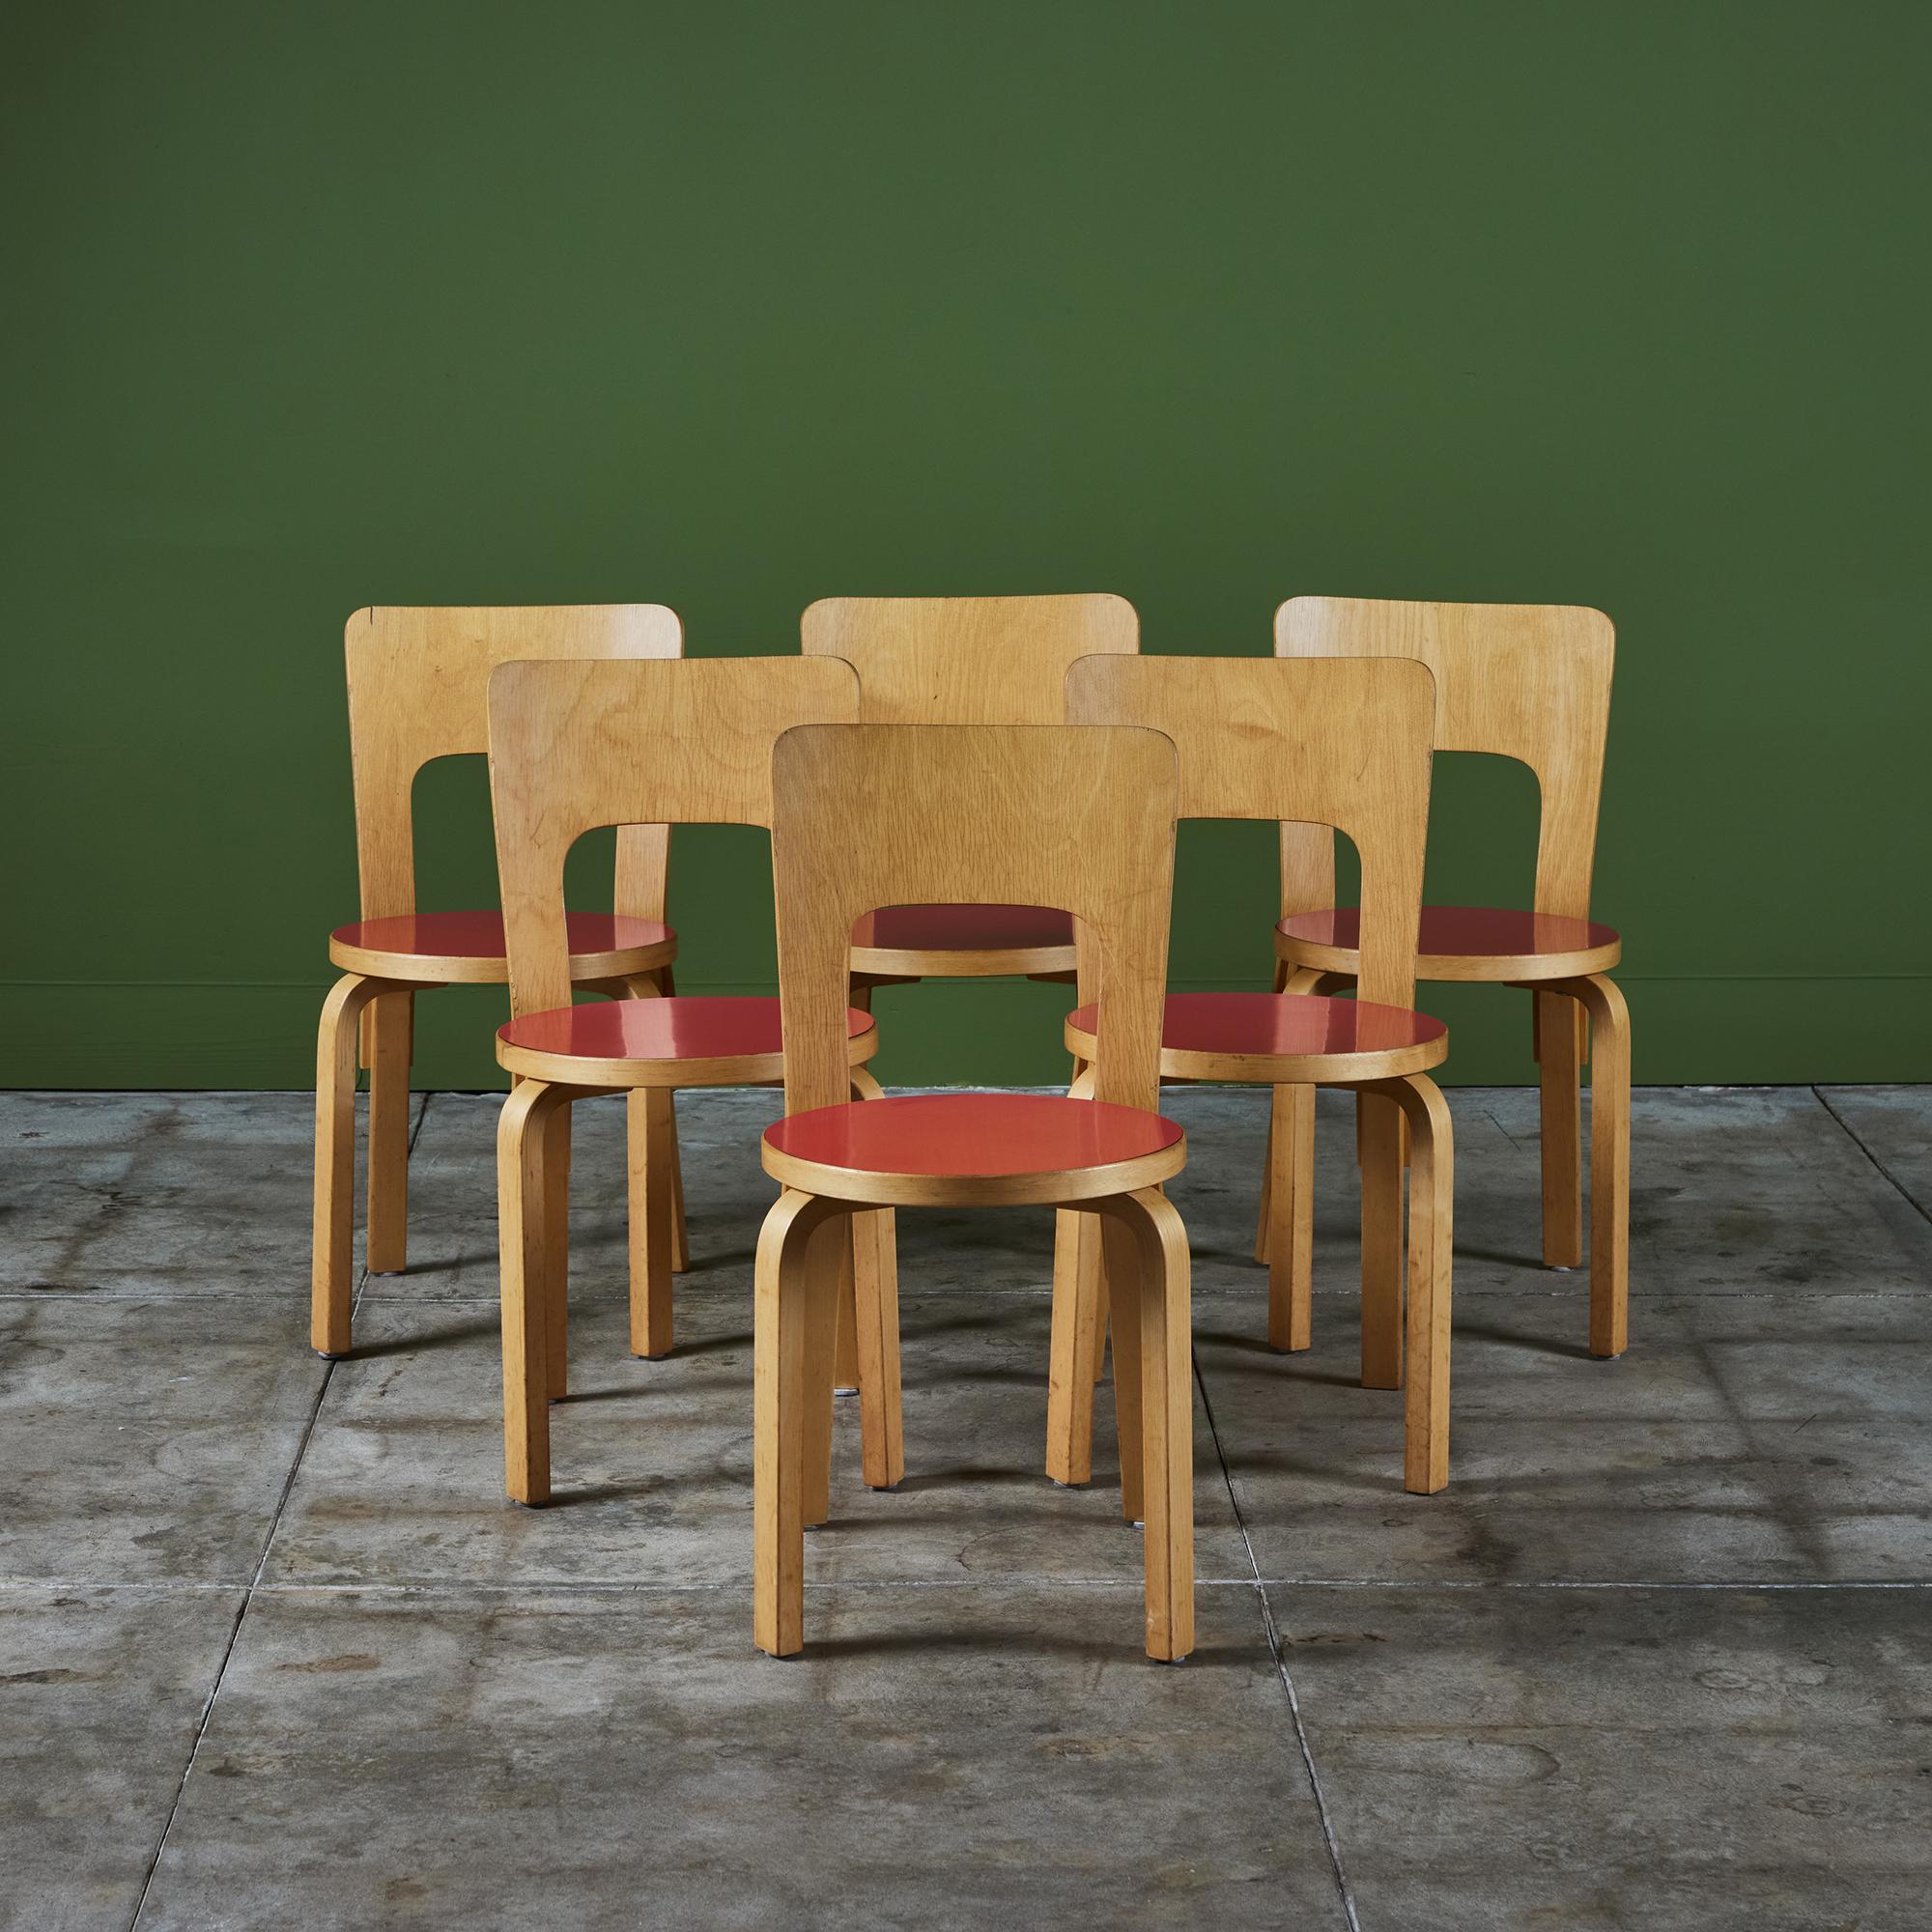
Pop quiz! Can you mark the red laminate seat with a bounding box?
[762,1092,1184,1207]
[849,903,1076,978]
[1275,903,1620,983]
[1067,991,1447,1084]
[330,909,676,985]
[498,995,877,1087]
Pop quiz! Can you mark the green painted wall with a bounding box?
[5,1,1926,1092]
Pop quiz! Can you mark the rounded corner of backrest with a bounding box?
[798,597,845,655]
[1092,591,1141,650]
[1062,649,1122,720]
[1385,652,1439,723]
[1272,593,1337,657]
[644,602,686,656]
[809,653,864,717]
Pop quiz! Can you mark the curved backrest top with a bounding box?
[344,604,683,922]
[801,595,1138,724]
[1275,596,1612,917]
[488,655,861,1018]
[771,722,1177,1116]
[1066,654,1434,1009]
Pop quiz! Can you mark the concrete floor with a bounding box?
[3,1083,1929,1930]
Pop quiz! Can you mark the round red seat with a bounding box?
[497,995,876,1087]
[329,910,676,984]
[762,1092,1184,1207]
[1275,903,1620,982]
[1067,991,1447,1082]
[849,904,1076,978]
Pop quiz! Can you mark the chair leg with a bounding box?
[1357,1090,1405,1389]
[364,991,412,1274]
[833,1254,862,1392]
[850,1207,904,1490]
[499,1079,572,1505]
[843,1065,904,1485]
[543,1099,572,1400]
[627,1087,677,1358]
[1095,1186,1194,1662]
[1377,1075,1454,1494]
[754,1188,842,1658]
[1569,974,1631,1358]
[802,1213,845,1528]
[1045,1062,1103,1486]
[1099,1212,1146,1524]
[666,1091,690,1274]
[1046,1208,1105,1484]
[1254,956,1292,1263]
[1537,989,1585,1268]
[1266,1083,1315,1352]
[310,973,381,1358]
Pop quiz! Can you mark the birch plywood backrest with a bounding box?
[1066,655,1435,1012]
[800,595,1138,723]
[771,724,1177,1116]
[344,604,683,923]
[1274,598,1614,922]
[488,657,862,1019]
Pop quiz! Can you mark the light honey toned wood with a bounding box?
[485,656,899,1503]
[1266,597,1630,1358]
[1054,654,1455,1493]
[310,605,684,1361]
[753,722,1193,1662]
[803,595,1139,981]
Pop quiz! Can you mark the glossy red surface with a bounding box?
[330,910,673,960]
[500,996,871,1063]
[851,904,1074,951]
[764,1092,1180,1178]
[1277,903,1619,958]
[1071,992,1445,1057]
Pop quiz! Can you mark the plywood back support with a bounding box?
[488,657,861,1019]
[1274,597,1614,922]
[1066,655,1435,1011]
[770,724,1177,1115]
[344,604,683,923]
[801,595,1138,723]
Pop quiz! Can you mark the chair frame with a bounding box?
[1269,598,1629,1358]
[487,655,900,1507]
[1056,654,1454,1494]
[310,604,682,1359]
[801,595,1139,983]
[754,722,1194,1662]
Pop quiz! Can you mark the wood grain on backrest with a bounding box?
[770,724,1177,1116]
[344,605,683,924]
[1274,598,1614,922]
[1066,655,1434,1011]
[488,657,862,1019]
[800,595,1138,722]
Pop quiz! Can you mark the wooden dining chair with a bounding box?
[1264,598,1630,1361]
[312,605,683,1360]
[487,655,900,1508]
[1053,655,1453,1493]
[800,596,1138,988]
[753,722,1193,1662]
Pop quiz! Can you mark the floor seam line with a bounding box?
[1812,1086,1932,1228]
[9,1575,1927,1598]
[1194,1358,1363,1932]
[125,1241,361,1929]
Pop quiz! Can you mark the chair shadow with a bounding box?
[1455,1241,1558,1270]
[888,1465,1053,1495]
[1189,1326,1362,1388]
[345,1317,500,1357]
[1453,1317,1598,1362]
[796,1629,1252,1667]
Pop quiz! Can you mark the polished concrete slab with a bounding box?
[1,1083,1927,1930]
